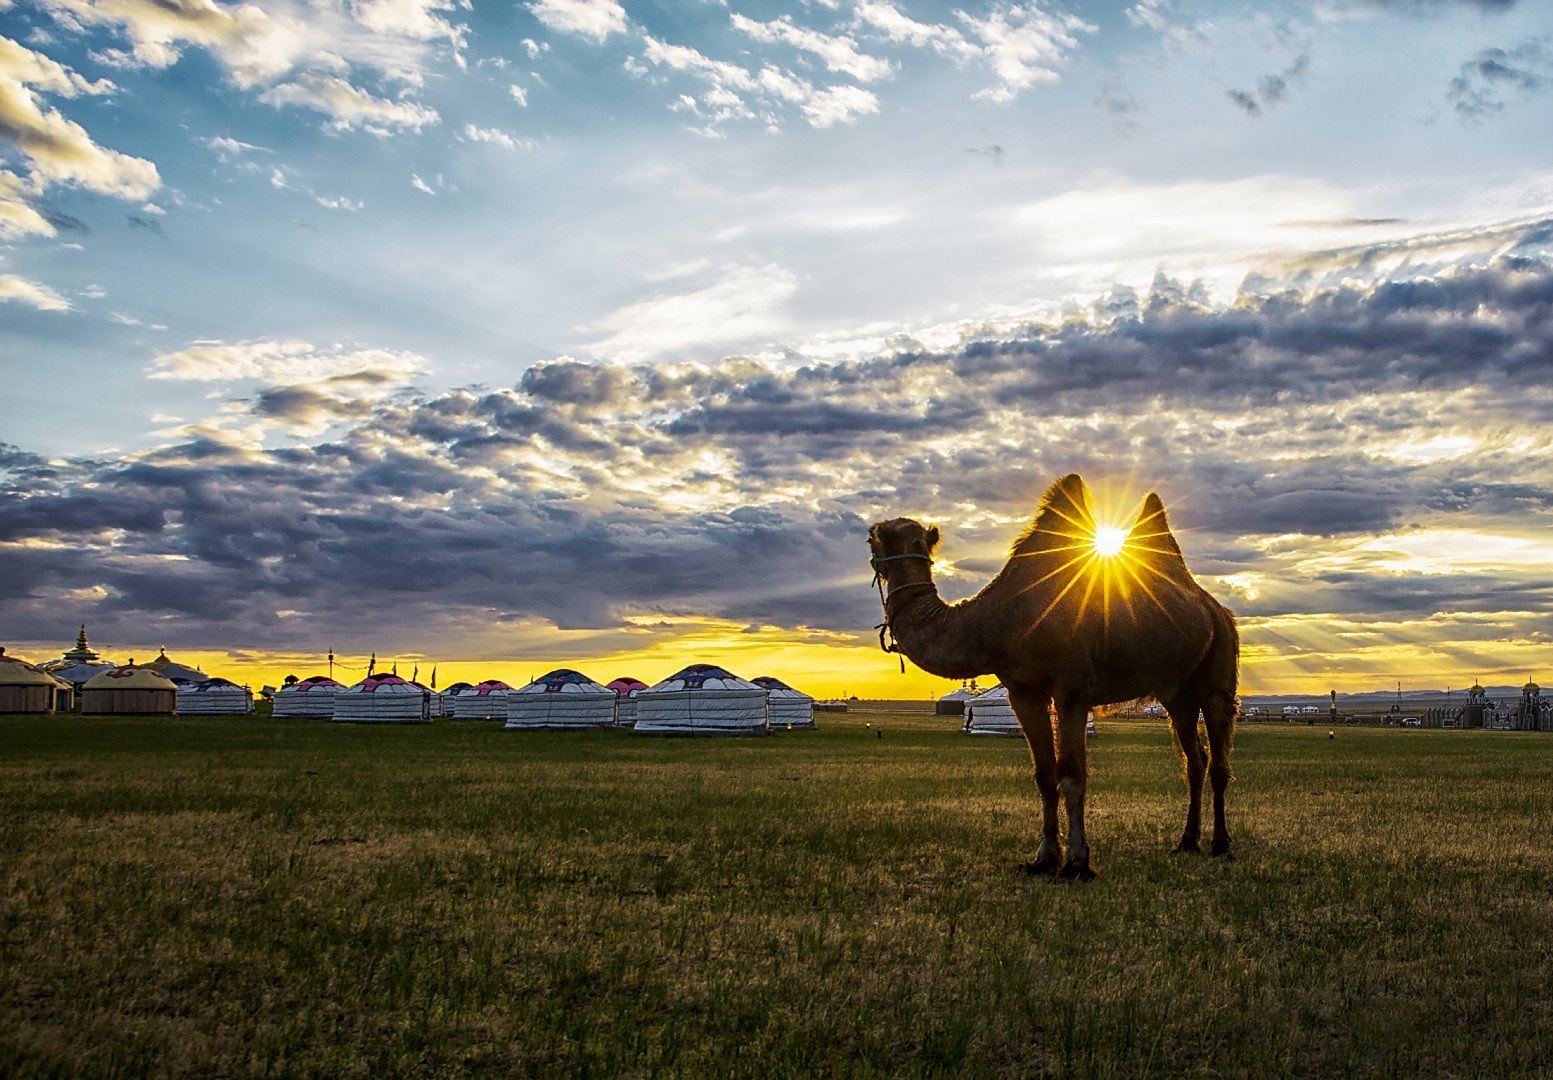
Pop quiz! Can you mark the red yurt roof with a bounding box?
[607,676,649,697]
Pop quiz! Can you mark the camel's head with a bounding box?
[868,517,939,580]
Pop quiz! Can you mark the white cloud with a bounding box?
[730,13,893,83]
[508,82,528,106]
[0,168,54,238]
[958,3,1096,103]
[38,0,455,133]
[801,83,880,127]
[259,73,439,134]
[526,0,627,43]
[638,35,878,131]
[314,193,363,211]
[461,122,535,150]
[0,272,71,311]
[411,172,436,194]
[202,134,270,160]
[148,338,425,384]
[0,34,159,199]
[584,263,798,361]
[855,1,1093,103]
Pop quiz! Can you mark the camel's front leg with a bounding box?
[1054,699,1095,880]
[1007,682,1059,874]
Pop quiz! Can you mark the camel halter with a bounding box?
[870,553,934,673]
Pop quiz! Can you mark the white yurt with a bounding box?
[607,677,649,728]
[436,682,477,717]
[271,675,343,718]
[332,673,431,724]
[936,683,982,716]
[633,664,769,736]
[754,676,816,729]
[505,669,617,730]
[453,679,513,720]
[175,677,253,715]
[964,684,1022,736]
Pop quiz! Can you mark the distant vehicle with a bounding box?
[1402,717,1421,727]
[1143,704,1165,716]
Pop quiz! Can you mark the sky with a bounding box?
[2,0,1552,697]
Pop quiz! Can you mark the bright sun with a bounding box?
[1092,526,1127,557]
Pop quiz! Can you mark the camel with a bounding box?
[868,474,1238,880]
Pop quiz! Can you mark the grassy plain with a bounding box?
[2,710,1551,1076]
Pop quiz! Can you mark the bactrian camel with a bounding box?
[868,474,1239,880]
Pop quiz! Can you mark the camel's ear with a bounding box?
[1131,493,1185,562]
[925,525,940,553]
[1045,473,1091,516]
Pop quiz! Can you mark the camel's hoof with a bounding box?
[1018,856,1061,877]
[1211,838,1232,858]
[1058,861,1097,882]
[1173,838,1201,855]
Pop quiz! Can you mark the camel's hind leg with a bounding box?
[1162,694,1205,853]
[1204,693,1236,857]
[1196,606,1240,857]
[1006,681,1060,875]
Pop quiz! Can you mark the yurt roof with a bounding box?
[976,684,1008,701]
[647,664,760,692]
[1525,679,1541,693]
[442,681,475,695]
[470,679,513,695]
[0,648,63,688]
[754,676,813,699]
[343,674,422,694]
[279,675,342,692]
[184,677,245,692]
[83,665,177,691]
[607,677,649,696]
[516,669,612,694]
[144,648,209,683]
[939,686,983,702]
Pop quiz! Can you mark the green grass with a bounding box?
[2,712,1551,1077]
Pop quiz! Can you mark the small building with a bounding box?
[271,675,342,718]
[936,682,982,716]
[81,663,176,715]
[1519,679,1544,731]
[754,676,816,729]
[452,679,513,720]
[633,664,768,736]
[175,677,253,715]
[964,684,1022,736]
[144,647,209,684]
[0,647,72,713]
[607,677,649,727]
[332,674,432,724]
[506,669,617,730]
[41,625,116,692]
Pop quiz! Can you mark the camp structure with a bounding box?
[505,669,617,730]
[174,676,253,715]
[41,625,116,691]
[963,684,1022,736]
[331,673,431,724]
[144,647,208,684]
[936,682,983,716]
[633,664,769,736]
[0,647,72,713]
[452,679,513,720]
[607,677,648,727]
[81,663,177,715]
[437,682,473,717]
[753,676,816,729]
[271,675,343,718]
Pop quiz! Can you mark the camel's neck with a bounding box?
[885,578,995,681]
